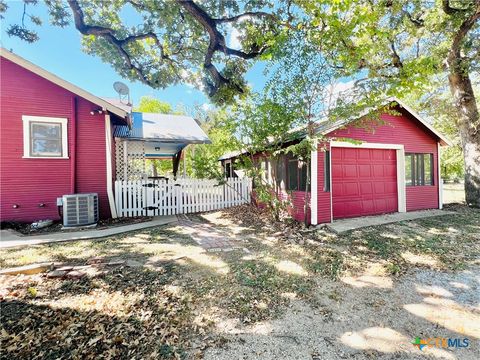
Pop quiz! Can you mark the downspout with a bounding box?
[105,113,118,218]
[70,96,77,193]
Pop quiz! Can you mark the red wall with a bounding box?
[0,57,111,222]
[314,108,440,224]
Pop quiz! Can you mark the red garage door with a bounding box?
[332,148,398,219]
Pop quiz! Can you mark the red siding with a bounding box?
[0,57,111,222]
[315,108,440,224]
[279,190,309,223]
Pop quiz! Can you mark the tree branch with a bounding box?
[67,0,276,97]
[449,1,480,61]
[176,0,272,96]
[66,0,178,87]
[214,11,276,24]
[442,0,476,15]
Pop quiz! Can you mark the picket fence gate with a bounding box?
[115,177,252,217]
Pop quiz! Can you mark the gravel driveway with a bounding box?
[205,267,479,360]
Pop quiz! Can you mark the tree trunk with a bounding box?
[448,70,480,207]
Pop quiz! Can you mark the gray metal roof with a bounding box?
[114,112,211,144]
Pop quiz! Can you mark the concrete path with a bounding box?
[326,209,455,234]
[0,216,177,249]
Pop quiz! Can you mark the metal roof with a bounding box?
[114,112,211,144]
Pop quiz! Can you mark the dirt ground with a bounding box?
[204,267,479,360]
[1,204,479,359]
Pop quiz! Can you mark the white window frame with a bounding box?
[22,115,68,159]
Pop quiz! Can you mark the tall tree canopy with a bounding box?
[3,0,479,206]
[297,0,480,206]
[2,0,288,104]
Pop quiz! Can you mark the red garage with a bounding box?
[220,98,451,225]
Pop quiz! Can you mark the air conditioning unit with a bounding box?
[62,193,99,227]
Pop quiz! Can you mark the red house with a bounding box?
[0,48,130,222]
[220,100,451,225]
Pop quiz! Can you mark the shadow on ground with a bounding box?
[1,205,479,359]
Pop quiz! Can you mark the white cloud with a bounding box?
[227,16,253,50]
[201,103,212,111]
[326,80,356,107]
[229,27,243,49]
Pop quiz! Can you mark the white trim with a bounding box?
[396,148,407,212]
[310,139,318,225]
[105,114,118,218]
[330,141,403,150]
[1,48,128,120]
[390,98,452,146]
[329,140,333,223]
[22,115,68,159]
[438,142,443,209]
[330,141,407,217]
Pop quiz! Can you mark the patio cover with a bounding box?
[114,112,211,158]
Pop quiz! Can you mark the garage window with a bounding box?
[287,157,307,191]
[405,153,433,186]
[324,150,331,192]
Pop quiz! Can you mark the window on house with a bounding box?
[287,157,308,191]
[225,162,232,178]
[324,150,331,192]
[23,116,68,158]
[405,153,433,186]
[275,156,286,190]
[287,159,298,190]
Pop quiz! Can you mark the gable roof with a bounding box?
[219,98,452,161]
[0,48,129,122]
[314,97,451,146]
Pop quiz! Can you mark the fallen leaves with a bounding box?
[0,266,197,359]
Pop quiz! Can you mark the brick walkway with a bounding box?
[177,215,244,252]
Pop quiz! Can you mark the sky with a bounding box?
[0,1,267,116]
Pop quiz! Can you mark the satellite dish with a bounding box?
[113,81,131,105]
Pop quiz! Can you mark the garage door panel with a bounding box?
[373,182,386,194]
[332,148,398,219]
[343,148,358,160]
[362,200,375,213]
[360,183,373,194]
[358,149,371,159]
[343,182,359,196]
[358,165,371,177]
[344,164,357,178]
[385,182,397,194]
[373,164,385,177]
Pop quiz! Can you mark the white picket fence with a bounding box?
[115,177,252,217]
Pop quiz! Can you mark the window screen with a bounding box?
[287,159,298,191]
[30,122,62,157]
[324,150,331,192]
[405,154,413,186]
[299,162,307,191]
[405,153,434,186]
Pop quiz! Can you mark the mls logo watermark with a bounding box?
[412,337,470,351]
